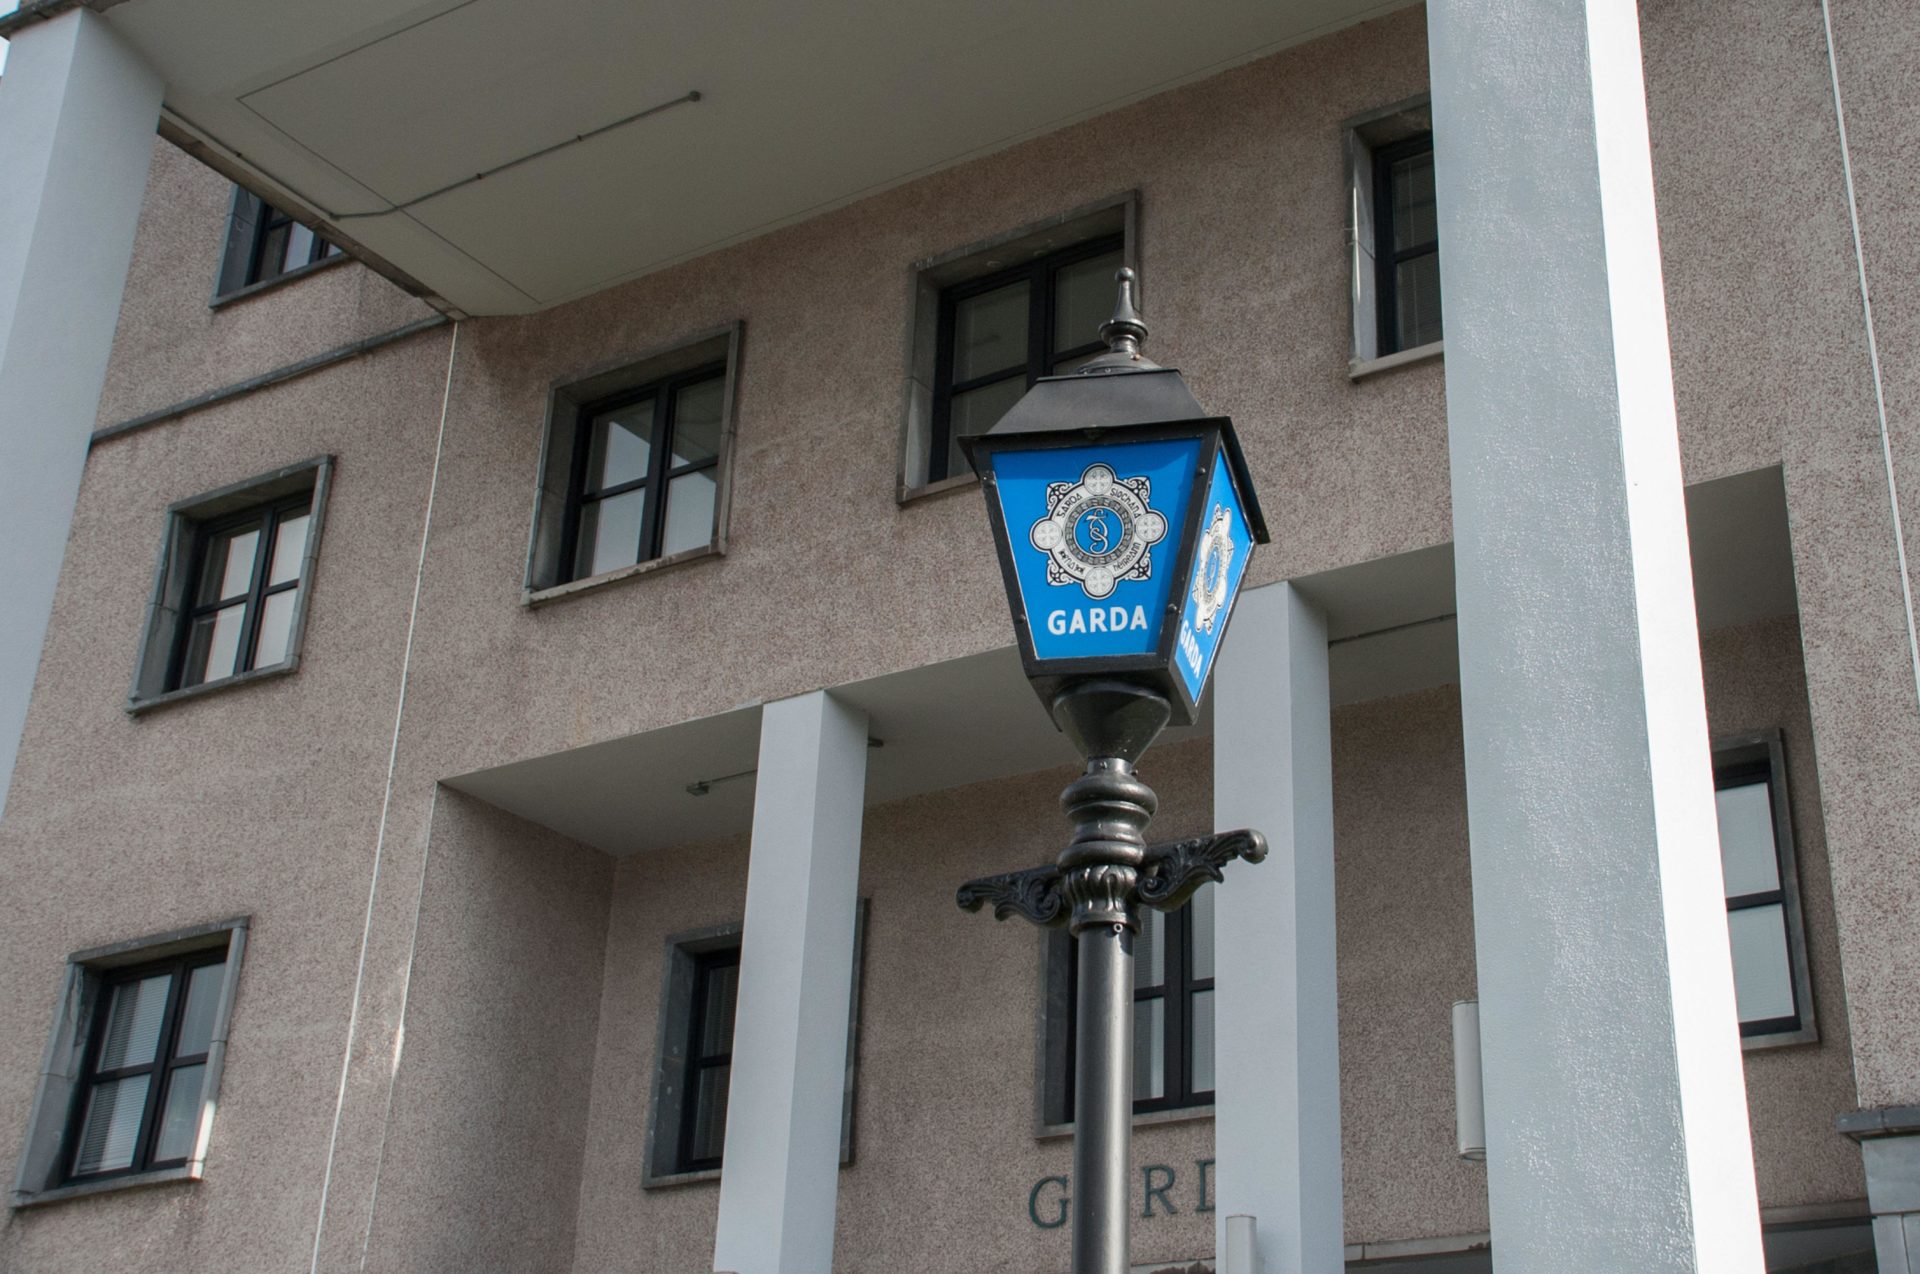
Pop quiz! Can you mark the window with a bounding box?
[901,194,1136,496]
[129,458,331,711]
[1713,731,1817,1046]
[564,366,725,581]
[527,325,741,599]
[214,187,341,300]
[643,908,864,1186]
[1371,135,1440,356]
[12,919,247,1206]
[1345,98,1443,372]
[927,233,1123,484]
[1041,886,1214,1128]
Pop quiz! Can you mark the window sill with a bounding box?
[1742,1023,1819,1051]
[1348,340,1443,380]
[12,1164,199,1209]
[897,472,979,505]
[209,252,350,309]
[641,1165,723,1190]
[523,542,721,607]
[127,659,299,716]
[1035,1103,1213,1141]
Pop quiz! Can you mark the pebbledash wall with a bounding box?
[0,1,1915,1272]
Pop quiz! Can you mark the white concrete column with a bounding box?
[1427,0,1764,1268]
[714,690,869,1274]
[0,9,161,816]
[1212,582,1341,1274]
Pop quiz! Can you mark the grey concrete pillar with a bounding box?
[1426,0,1765,1267]
[713,690,869,1274]
[1212,582,1341,1274]
[0,10,161,816]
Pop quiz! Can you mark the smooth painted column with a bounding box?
[713,691,868,1274]
[0,11,161,816]
[1427,0,1763,1268]
[1212,582,1341,1274]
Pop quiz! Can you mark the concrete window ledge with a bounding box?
[1349,340,1444,381]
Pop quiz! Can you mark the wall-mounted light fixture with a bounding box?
[1453,999,1487,1162]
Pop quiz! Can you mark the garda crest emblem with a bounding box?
[1190,505,1235,634]
[1029,463,1168,600]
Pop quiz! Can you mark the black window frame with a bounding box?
[168,493,314,693]
[675,946,740,1175]
[60,948,227,1185]
[213,188,342,302]
[1712,731,1817,1047]
[1372,132,1440,357]
[1058,894,1213,1120]
[926,232,1125,484]
[245,202,338,287]
[558,361,728,584]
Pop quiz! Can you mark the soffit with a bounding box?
[103,0,1412,315]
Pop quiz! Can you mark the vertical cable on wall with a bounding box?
[1820,0,1920,717]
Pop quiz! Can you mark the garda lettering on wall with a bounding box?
[988,441,1202,662]
[1027,1160,1215,1228]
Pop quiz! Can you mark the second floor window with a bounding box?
[928,234,1124,484]
[1373,133,1441,355]
[215,188,341,300]
[562,365,726,581]
[174,495,313,691]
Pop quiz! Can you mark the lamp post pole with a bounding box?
[956,273,1270,1274]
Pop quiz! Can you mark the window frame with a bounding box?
[211,187,345,306]
[557,361,727,584]
[169,494,313,694]
[674,945,740,1176]
[1344,96,1444,378]
[1714,729,1819,1050]
[525,323,742,604]
[1037,890,1215,1135]
[898,193,1138,502]
[642,903,866,1188]
[128,457,332,714]
[11,918,248,1208]
[925,232,1124,486]
[1370,132,1440,360]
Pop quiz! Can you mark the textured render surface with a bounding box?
[93,140,437,431]
[0,333,451,1272]
[357,791,611,1274]
[0,0,1909,1268]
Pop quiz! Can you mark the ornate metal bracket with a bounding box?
[956,863,1068,928]
[956,828,1266,929]
[1137,829,1268,911]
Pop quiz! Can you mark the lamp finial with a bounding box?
[1098,267,1149,359]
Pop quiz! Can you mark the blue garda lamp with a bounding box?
[955,270,1271,1274]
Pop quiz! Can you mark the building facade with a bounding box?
[1,0,1917,1270]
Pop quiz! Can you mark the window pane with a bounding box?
[1189,885,1215,982]
[1135,907,1165,989]
[1053,250,1123,352]
[183,604,248,686]
[255,223,291,282]
[72,1075,151,1175]
[1394,252,1443,351]
[574,489,647,578]
[670,377,726,467]
[689,1063,731,1163]
[661,470,717,557]
[945,376,1027,478]
[698,962,739,1058]
[1133,998,1165,1101]
[1728,903,1796,1024]
[253,589,298,668]
[952,280,1029,382]
[100,974,172,1069]
[198,526,260,606]
[586,403,654,491]
[1392,150,1437,250]
[175,961,226,1058]
[153,1064,206,1163]
[268,511,311,586]
[1190,989,1216,1093]
[283,222,316,273]
[1716,780,1780,897]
